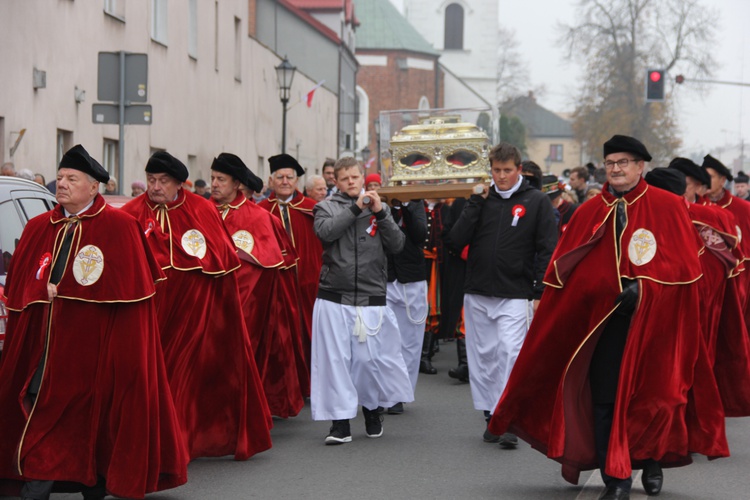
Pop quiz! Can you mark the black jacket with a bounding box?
[387,201,427,283]
[447,179,557,300]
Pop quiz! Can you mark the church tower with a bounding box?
[403,0,499,107]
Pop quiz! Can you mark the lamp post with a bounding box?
[275,56,296,154]
[361,146,371,165]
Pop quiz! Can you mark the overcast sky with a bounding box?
[387,0,749,162]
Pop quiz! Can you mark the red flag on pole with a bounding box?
[306,80,326,107]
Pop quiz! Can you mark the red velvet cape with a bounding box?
[0,195,187,498]
[703,192,750,415]
[214,192,304,417]
[490,180,729,484]
[258,191,322,365]
[121,190,272,460]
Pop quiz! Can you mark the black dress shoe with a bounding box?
[641,460,663,496]
[599,485,630,500]
[419,359,437,374]
[448,364,469,382]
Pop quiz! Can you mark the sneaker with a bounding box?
[498,432,518,449]
[363,406,384,438]
[483,424,501,443]
[325,419,352,445]
[387,402,404,415]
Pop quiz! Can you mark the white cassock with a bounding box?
[463,293,533,412]
[386,280,428,392]
[310,298,415,421]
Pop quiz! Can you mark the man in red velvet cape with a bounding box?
[258,154,322,367]
[700,154,750,415]
[490,136,728,500]
[210,152,304,418]
[121,151,272,461]
[0,145,187,500]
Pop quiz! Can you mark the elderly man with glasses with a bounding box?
[489,135,729,500]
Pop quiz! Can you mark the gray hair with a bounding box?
[18,168,35,181]
[305,174,325,191]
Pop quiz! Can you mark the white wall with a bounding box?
[0,0,337,190]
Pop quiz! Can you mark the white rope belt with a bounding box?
[353,306,384,343]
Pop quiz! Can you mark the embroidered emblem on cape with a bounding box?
[628,228,657,266]
[36,252,52,280]
[72,245,104,286]
[232,230,255,253]
[181,229,207,259]
[699,226,728,251]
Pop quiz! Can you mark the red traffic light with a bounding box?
[649,71,662,83]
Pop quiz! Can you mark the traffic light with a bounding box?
[646,69,665,101]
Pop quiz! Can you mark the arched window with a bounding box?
[418,96,430,110]
[444,3,464,50]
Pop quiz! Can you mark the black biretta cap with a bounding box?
[211,153,264,192]
[59,144,109,183]
[603,135,652,162]
[702,154,733,182]
[145,151,189,183]
[268,154,305,177]
[668,157,710,187]
[645,168,686,196]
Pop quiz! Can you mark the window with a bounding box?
[418,96,430,110]
[444,3,464,50]
[549,144,564,162]
[234,16,242,81]
[104,0,125,21]
[188,0,198,59]
[56,129,73,167]
[151,0,168,45]
[355,86,369,153]
[103,139,118,177]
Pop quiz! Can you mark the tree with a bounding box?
[496,26,545,105]
[559,0,719,162]
[499,114,527,156]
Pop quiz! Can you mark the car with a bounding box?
[0,177,58,352]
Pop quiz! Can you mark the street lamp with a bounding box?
[275,56,296,154]
[361,146,371,164]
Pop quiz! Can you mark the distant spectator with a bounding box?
[131,180,146,197]
[0,162,15,176]
[46,180,57,194]
[520,161,542,190]
[194,178,210,199]
[322,158,336,196]
[734,171,750,201]
[593,167,607,185]
[305,175,328,202]
[18,168,34,181]
[105,176,118,195]
[365,173,382,192]
[585,183,603,202]
[568,166,590,202]
[34,173,46,186]
[585,162,597,179]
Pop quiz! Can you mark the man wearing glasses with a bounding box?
[489,135,728,500]
[259,154,322,387]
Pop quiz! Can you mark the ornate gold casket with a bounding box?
[378,115,491,202]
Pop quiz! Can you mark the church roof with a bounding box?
[500,94,573,138]
[353,0,439,56]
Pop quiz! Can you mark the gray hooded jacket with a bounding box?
[314,191,405,306]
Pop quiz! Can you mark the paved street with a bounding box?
[50,341,749,499]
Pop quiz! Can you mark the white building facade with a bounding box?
[0,0,338,192]
[402,0,498,108]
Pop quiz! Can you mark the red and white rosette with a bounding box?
[366,215,378,237]
[144,218,157,237]
[511,204,526,227]
[36,252,52,280]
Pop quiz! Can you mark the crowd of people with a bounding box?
[0,134,749,500]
